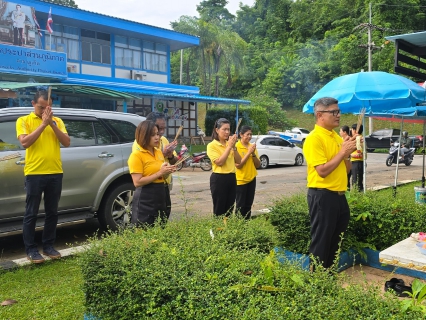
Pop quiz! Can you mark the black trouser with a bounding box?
[13,27,23,46]
[210,172,236,216]
[23,174,63,254]
[131,183,166,227]
[236,178,256,219]
[165,184,171,220]
[307,188,350,268]
[351,161,364,191]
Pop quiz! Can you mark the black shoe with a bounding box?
[27,251,45,264]
[384,278,404,292]
[42,247,61,259]
[394,283,413,297]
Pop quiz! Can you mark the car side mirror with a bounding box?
[290,143,295,148]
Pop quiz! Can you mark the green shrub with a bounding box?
[80,216,279,319]
[269,184,426,255]
[80,215,423,319]
[205,106,268,136]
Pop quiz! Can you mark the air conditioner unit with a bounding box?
[131,70,147,81]
[67,63,78,73]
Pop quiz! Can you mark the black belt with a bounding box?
[309,188,346,196]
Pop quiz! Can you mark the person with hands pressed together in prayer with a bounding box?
[303,97,357,269]
[16,90,70,264]
[129,121,176,227]
[235,126,260,219]
[207,118,242,216]
[132,112,177,219]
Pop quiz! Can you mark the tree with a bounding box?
[172,15,246,97]
[196,0,234,22]
[42,0,78,8]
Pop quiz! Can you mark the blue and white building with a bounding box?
[0,0,249,137]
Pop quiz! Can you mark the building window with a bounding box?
[81,29,111,64]
[46,24,79,60]
[114,36,141,69]
[143,41,167,72]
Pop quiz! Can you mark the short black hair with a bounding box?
[239,125,252,136]
[146,112,166,123]
[351,123,363,134]
[33,90,48,102]
[341,125,350,136]
[314,97,338,109]
[212,118,230,141]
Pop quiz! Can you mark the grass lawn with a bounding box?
[0,258,84,320]
[283,108,426,136]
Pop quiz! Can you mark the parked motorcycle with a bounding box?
[386,142,415,166]
[176,144,212,171]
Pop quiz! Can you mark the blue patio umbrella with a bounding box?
[303,71,426,114]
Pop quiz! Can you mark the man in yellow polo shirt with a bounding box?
[132,112,177,220]
[16,90,70,264]
[303,97,356,269]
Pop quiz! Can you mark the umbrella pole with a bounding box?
[422,121,426,188]
[363,115,366,193]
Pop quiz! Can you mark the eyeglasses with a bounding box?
[318,109,341,117]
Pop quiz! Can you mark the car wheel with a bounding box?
[259,155,269,169]
[98,182,135,231]
[200,158,212,171]
[385,156,393,167]
[367,149,375,152]
[294,154,304,166]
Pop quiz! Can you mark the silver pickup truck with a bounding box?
[0,108,145,236]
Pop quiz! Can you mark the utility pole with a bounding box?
[354,2,386,134]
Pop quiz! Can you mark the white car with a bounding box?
[250,135,304,169]
[269,127,310,145]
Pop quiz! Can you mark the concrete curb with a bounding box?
[0,180,420,272]
[0,245,88,271]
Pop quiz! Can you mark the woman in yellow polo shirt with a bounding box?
[207,118,241,216]
[128,121,176,226]
[235,126,260,219]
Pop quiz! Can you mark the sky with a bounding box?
[76,0,255,30]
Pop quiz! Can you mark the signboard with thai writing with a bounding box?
[0,43,67,78]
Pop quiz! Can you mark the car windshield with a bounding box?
[300,129,310,134]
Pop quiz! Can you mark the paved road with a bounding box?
[1,152,424,262]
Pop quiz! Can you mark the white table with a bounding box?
[379,237,426,272]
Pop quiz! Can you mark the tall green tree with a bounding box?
[43,0,78,8]
[172,15,246,97]
[196,0,234,22]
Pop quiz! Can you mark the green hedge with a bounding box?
[80,216,422,319]
[269,184,426,254]
[205,106,268,136]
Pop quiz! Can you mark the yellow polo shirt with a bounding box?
[16,112,67,176]
[207,140,236,174]
[235,140,258,185]
[132,136,175,184]
[303,124,347,191]
[128,147,165,184]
